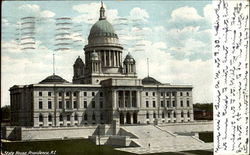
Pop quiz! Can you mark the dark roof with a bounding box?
[142,76,161,85]
[39,75,69,84]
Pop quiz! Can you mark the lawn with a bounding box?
[199,132,213,143]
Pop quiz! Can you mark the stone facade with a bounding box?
[9,3,194,128]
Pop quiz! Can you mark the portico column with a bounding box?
[123,91,125,108]
[129,91,132,108]
[136,91,140,108]
[131,112,134,124]
[112,90,117,109]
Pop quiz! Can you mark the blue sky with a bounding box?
[1,0,213,106]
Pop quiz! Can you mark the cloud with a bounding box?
[203,4,213,19]
[129,7,149,22]
[128,40,213,103]
[72,2,119,24]
[18,4,55,18]
[170,6,202,22]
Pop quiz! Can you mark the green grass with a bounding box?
[199,132,213,143]
[2,139,186,155]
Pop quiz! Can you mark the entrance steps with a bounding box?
[117,125,213,154]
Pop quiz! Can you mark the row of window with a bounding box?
[146,111,191,119]
[38,113,103,122]
[145,92,190,97]
[145,100,190,108]
[38,91,104,97]
[38,100,104,109]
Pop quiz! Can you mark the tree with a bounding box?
[1,105,11,121]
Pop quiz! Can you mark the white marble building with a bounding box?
[9,4,194,127]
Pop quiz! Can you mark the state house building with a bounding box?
[10,4,194,127]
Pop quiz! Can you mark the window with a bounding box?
[153,101,156,107]
[100,113,103,120]
[73,92,77,96]
[172,101,176,107]
[48,115,52,122]
[152,92,155,96]
[59,92,62,96]
[181,112,184,117]
[180,92,183,96]
[145,92,148,96]
[66,101,70,109]
[161,101,164,107]
[84,113,88,121]
[100,92,103,97]
[48,101,52,109]
[174,112,176,118]
[84,92,87,96]
[39,92,42,96]
[172,92,175,96]
[168,113,171,118]
[92,92,95,96]
[84,101,87,108]
[146,101,149,107]
[146,112,149,119]
[100,101,103,108]
[39,101,43,109]
[153,112,156,118]
[92,113,96,120]
[187,100,190,107]
[92,101,95,108]
[59,114,63,121]
[48,92,52,96]
[74,114,78,121]
[180,101,183,107]
[187,92,189,96]
[39,114,43,122]
[67,115,70,121]
[59,101,63,109]
[162,112,165,118]
[73,101,77,109]
[66,92,70,96]
[166,92,169,96]
[161,92,164,96]
[167,101,170,107]
[187,112,190,117]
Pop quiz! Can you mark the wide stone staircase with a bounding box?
[116,125,213,154]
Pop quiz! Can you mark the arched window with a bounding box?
[187,112,190,117]
[48,114,52,122]
[168,112,171,118]
[173,112,176,118]
[59,114,63,121]
[39,114,43,122]
[146,112,149,119]
[74,114,78,121]
[162,112,165,118]
[84,113,88,121]
[181,112,184,117]
[92,113,96,120]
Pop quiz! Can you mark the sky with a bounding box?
[1,0,213,107]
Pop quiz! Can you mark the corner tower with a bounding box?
[83,2,136,84]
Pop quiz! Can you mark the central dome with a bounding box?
[87,3,119,45]
[88,20,118,39]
